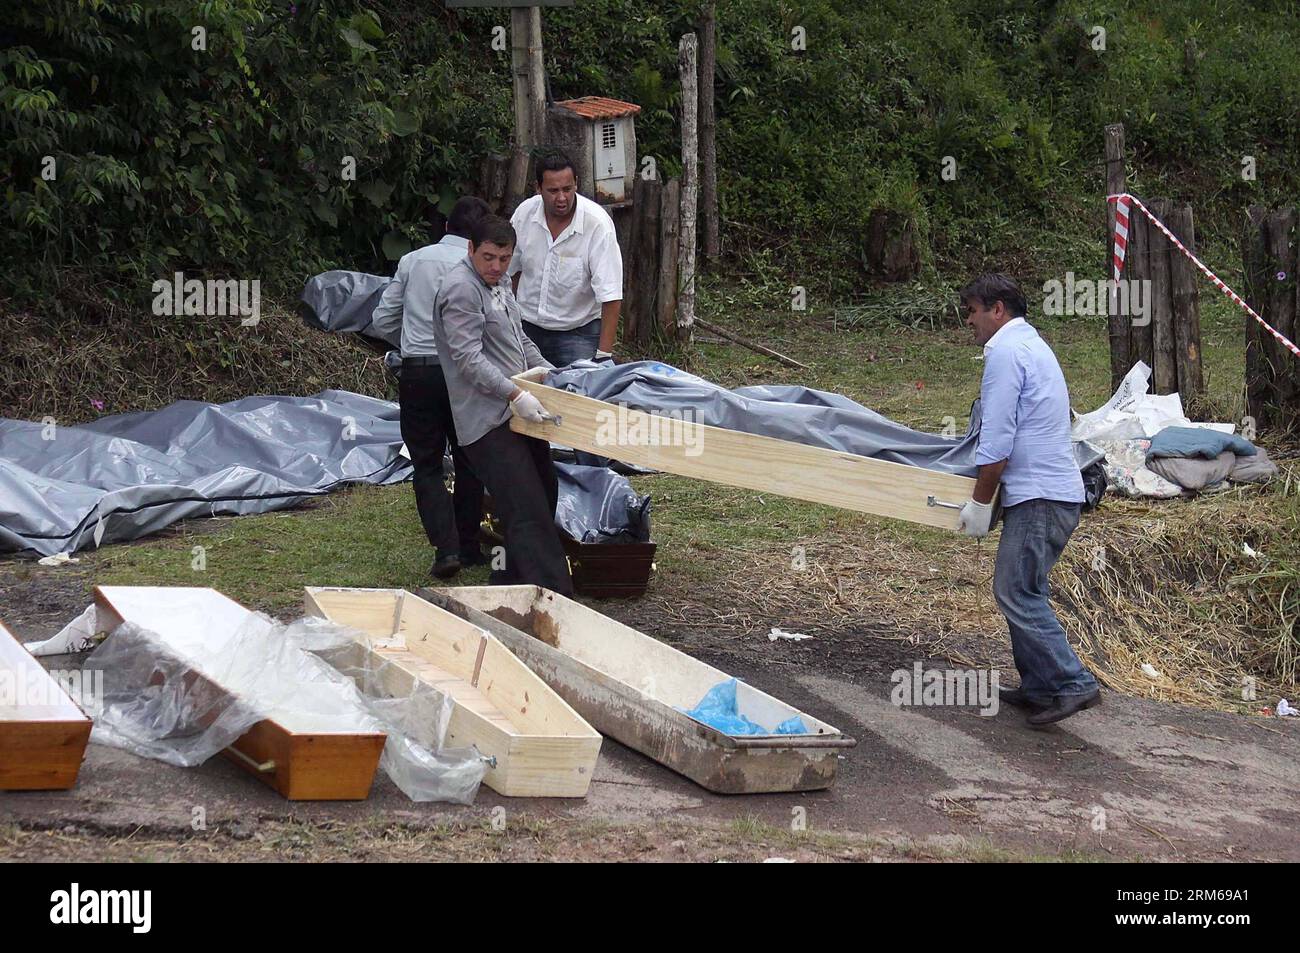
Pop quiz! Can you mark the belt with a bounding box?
[401,355,441,366]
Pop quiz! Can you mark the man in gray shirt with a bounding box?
[409,215,572,595]
[371,196,490,579]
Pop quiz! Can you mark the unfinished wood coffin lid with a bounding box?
[507,368,992,530]
[93,586,386,800]
[303,587,601,798]
[0,617,92,790]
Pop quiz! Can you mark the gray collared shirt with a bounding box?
[370,234,471,357]
[415,256,552,446]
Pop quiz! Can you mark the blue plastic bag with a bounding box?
[682,679,809,736]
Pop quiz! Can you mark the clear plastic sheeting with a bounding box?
[76,608,485,803]
[554,462,651,543]
[0,391,412,557]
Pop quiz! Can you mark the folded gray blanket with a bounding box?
[1146,426,1256,461]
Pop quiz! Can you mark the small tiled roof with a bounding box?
[554,96,641,121]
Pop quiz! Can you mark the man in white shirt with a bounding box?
[371,196,490,579]
[508,151,624,366]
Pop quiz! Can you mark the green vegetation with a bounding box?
[4,0,1300,303]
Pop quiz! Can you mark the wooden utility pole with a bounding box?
[677,32,699,340]
[1103,123,1127,391]
[506,6,547,207]
[698,3,719,267]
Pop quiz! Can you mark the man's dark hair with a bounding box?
[959,273,1027,317]
[470,215,516,249]
[534,149,576,186]
[446,196,490,238]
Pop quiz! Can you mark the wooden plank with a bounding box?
[426,585,856,794]
[1148,198,1177,394]
[508,369,985,530]
[1168,203,1203,403]
[0,618,91,790]
[94,586,385,801]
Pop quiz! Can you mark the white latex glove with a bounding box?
[957,499,993,538]
[510,390,548,423]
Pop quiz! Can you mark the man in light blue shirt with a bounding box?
[371,196,490,580]
[956,273,1100,727]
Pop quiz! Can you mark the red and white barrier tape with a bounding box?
[1106,192,1300,361]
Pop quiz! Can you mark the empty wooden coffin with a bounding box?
[507,367,992,531]
[303,587,601,798]
[94,586,386,801]
[424,585,857,794]
[0,617,92,790]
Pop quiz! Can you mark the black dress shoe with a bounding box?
[1027,689,1102,727]
[431,554,462,579]
[458,549,490,567]
[999,687,1049,711]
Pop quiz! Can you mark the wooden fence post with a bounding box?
[676,33,698,341]
[1167,203,1203,402]
[1128,199,1154,374]
[1148,198,1177,394]
[657,178,681,335]
[1242,206,1300,433]
[1104,124,1127,391]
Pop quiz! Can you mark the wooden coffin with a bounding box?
[303,587,601,798]
[94,586,386,801]
[507,368,992,531]
[423,585,857,794]
[0,618,92,790]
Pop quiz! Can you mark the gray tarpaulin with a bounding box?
[547,360,985,475]
[0,391,412,557]
[554,462,651,544]
[548,359,1104,481]
[0,392,649,557]
[299,270,398,348]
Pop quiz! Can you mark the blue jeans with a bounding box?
[993,498,1098,702]
[523,318,602,367]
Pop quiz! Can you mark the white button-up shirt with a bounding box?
[507,193,623,331]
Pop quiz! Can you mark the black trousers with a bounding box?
[462,422,573,596]
[398,362,484,558]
